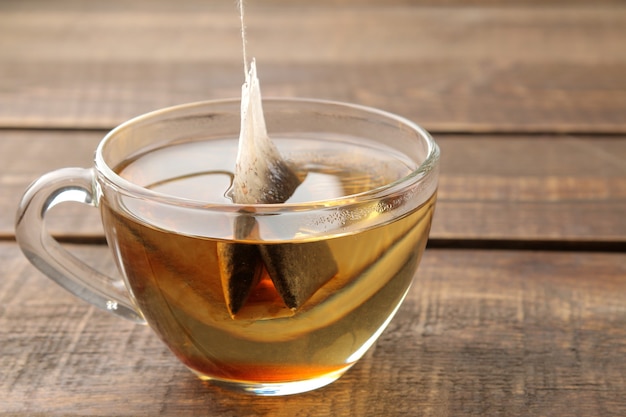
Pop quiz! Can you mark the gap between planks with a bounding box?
[2,126,626,138]
[1,235,623,253]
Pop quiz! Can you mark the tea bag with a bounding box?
[219,2,338,316]
[220,60,338,315]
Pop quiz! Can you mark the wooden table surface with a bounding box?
[1,1,625,416]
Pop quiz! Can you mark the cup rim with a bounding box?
[95,97,440,211]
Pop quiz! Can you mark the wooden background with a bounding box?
[1,0,625,416]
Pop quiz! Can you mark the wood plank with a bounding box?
[1,130,105,240]
[435,135,626,243]
[2,242,625,415]
[3,131,625,242]
[3,0,625,10]
[0,5,625,133]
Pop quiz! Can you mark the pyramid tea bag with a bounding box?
[219,59,338,316]
[217,2,338,316]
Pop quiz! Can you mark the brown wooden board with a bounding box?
[0,130,105,240]
[0,5,625,133]
[3,0,625,11]
[435,135,626,244]
[3,131,625,243]
[2,243,625,416]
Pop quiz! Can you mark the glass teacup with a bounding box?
[16,98,439,395]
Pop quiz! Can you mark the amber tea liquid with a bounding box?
[101,136,436,390]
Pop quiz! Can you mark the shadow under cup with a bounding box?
[26,99,440,396]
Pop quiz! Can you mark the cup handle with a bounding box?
[15,167,146,324]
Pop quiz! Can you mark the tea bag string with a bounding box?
[239,0,249,75]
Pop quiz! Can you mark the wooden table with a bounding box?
[1,1,625,415]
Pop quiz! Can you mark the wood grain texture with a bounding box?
[3,131,625,242]
[2,2,625,415]
[1,243,625,416]
[3,0,625,10]
[0,4,624,132]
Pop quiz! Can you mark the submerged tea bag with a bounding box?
[218,60,337,316]
[218,2,337,317]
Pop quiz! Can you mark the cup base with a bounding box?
[191,364,353,396]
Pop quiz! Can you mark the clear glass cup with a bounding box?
[15,98,439,396]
